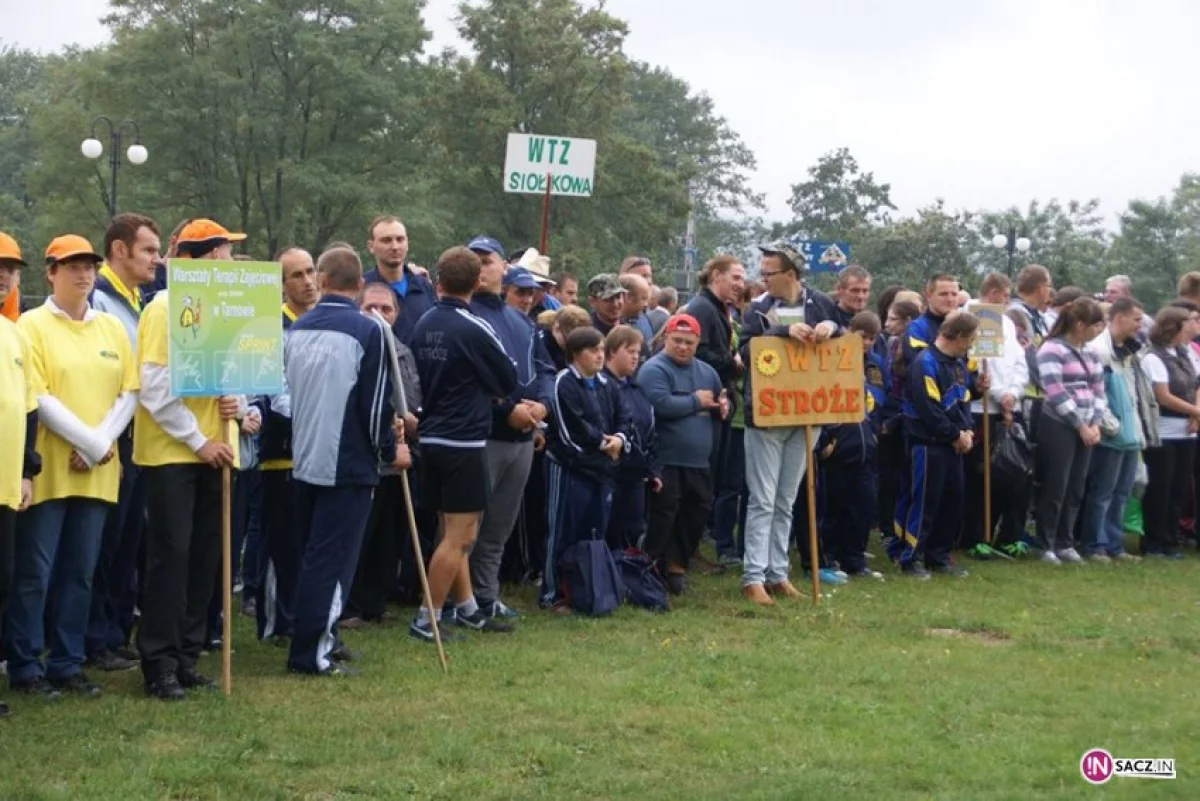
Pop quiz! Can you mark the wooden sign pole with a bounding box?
[805,425,821,606]
[220,420,233,696]
[538,172,552,253]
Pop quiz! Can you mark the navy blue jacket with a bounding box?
[470,292,555,443]
[258,309,301,467]
[364,264,436,346]
[688,287,737,389]
[285,296,395,487]
[548,367,632,484]
[817,349,889,467]
[900,311,947,377]
[738,286,841,428]
[541,327,568,372]
[412,297,519,449]
[902,344,973,445]
[605,369,661,484]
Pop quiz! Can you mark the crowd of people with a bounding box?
[1,209,1198,717]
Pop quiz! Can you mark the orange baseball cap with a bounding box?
[176,218,247,245]
[45,234,102,265]
[0,232,26,266]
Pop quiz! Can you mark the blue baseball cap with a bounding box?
[503,267,541,290]
[467,235,506,259]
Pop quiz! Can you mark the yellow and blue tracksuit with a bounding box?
[894,344,973,567]
[815,350,888,573]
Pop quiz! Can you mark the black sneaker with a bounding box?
[328,643,360,663]
[87,648,137,672]
[50,672,102,697]
[11,676,61,699]
[408,618,463,643]
[289,662,358,678]
[900,563,932,581]
[112,646,140,662]
[145,672,186,701]
[930,563,970,578]
[664,573,686,596]
[454,609,514,633]
[0,701,9,718]
[177,668,217,691]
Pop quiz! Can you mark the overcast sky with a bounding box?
[6,0,1198,226]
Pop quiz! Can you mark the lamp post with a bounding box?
[990,227,1031,277]
[81,117,148,219]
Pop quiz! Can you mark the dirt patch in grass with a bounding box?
[925,627,1014,646]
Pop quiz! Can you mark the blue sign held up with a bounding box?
[798,240,852,274]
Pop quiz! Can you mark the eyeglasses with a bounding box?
[760,270,786,279]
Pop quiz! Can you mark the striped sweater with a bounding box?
[1036,337,1107,429]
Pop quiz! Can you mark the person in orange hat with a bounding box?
[7,234,139,700]
[0,232,24,322]
[0,230,38,718]
[133,219,244,700]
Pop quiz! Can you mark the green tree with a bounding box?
[0,45,45,255]
[970,199,1108,290]
[787,147,896,240]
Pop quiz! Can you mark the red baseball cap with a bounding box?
[663,313,701,336]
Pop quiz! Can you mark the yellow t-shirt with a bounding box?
[19,305,138,505]
[133,294,239,468]
[0,317,36,510]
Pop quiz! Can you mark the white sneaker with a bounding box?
[1057,548,1084,564]
[833,569,849,580]
[1040,551,1062,566]
[1087,553,1112,564]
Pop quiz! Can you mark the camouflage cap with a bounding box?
[587,273,627,300]
[757,240,804,273]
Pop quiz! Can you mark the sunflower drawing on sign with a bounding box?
[179,295,203,339]
[755,346,782,377]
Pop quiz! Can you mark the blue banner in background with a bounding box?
[800,240,852,273]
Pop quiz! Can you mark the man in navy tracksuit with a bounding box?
[363,215,436,345]
[254,260,316,643]
[85,213,159,671]
[410,247,519,640]
[898,312,981,579]
[816,313,888,579]
[543,327,632,608]
[603,325,661,550]
[284,247,403,675]
[466,236,555,618]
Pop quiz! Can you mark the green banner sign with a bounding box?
[166,259,283,397]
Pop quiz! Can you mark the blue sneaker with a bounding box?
[408,618,463,643]
[487,600,521,620]
[817,568,848,586]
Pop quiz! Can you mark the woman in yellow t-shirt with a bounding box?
[6,235,138,698]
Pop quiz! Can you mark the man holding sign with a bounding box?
[737,241,841,605]
[134,219,245,700]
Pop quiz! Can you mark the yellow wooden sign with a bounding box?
[749,334,866,427]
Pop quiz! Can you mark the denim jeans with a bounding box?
[1080,447,1137,556]
[743,426,813,586]
[5,498,108,682]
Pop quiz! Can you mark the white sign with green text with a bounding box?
[503,133,597,197]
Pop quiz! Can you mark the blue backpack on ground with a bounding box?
[612,548,670,612]
[561,540,623,616]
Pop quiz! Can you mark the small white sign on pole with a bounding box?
[503,133,597,197]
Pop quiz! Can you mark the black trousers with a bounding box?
[644,466,712,570]
[137,464,224,683]
[0,506,15,660]
[820,460,875,573]
[876,431,904,538]
[345,474,407,621]
[795,468,831,571]
[961,413,1031,550]
[502,449,547,585]
[1143,439,1196,555]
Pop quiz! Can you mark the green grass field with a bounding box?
[3,548,1199,800]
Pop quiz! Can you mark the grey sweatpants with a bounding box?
[469,439,535,603]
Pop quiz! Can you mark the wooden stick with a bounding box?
[221,419,233,697]
[538,172,552,253]
[400,472,448,674]
[805,425,820,606]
